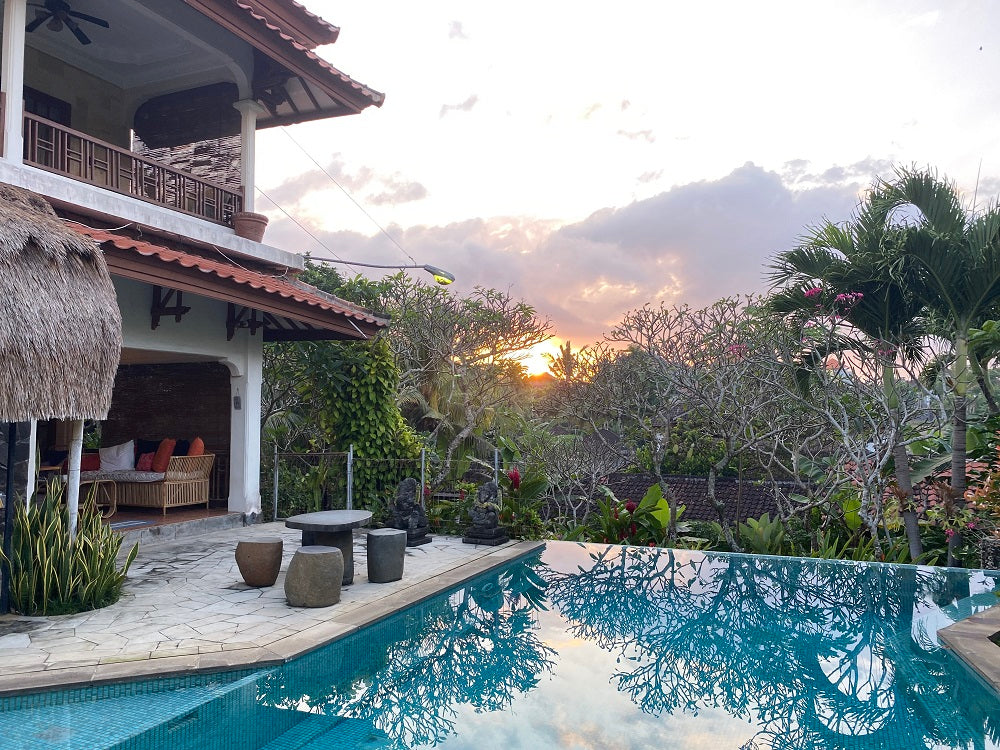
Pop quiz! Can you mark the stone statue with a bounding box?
[388,477,431,546]
[463,480,509,546]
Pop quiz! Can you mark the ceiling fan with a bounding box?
[26,1,110,46]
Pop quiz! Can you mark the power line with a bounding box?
[279,126,418,265]
[254,185,360,272]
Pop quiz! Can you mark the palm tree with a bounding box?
[769,183,927,559]
[879,167,1000,565]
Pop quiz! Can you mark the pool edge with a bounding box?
[0,540,545,698]
[938,604,1000,693]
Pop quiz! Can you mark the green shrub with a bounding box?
[0,487,138,615]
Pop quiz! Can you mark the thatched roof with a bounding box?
[0,184,121,421]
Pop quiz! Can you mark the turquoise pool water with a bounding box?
[2,541,1000,749]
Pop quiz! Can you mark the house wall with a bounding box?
[114,276,263,515]
[24,47,130,146]
[103,362,231,500]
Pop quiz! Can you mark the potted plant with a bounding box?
[231,211,269,242]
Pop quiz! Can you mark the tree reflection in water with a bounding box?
[261,557,554,748]
[544,544,1000,750]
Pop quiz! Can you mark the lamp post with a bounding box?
[308,258,455,286]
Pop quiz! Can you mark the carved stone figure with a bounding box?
[463,480,509,546]
[388,477,432,546]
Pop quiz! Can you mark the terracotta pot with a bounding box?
[231,211,269,242]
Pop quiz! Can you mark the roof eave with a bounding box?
[181,0,384,115]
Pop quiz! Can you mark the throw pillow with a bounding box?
[136,452,154,472]
[151,438,176,473]
[135,438,160,461]
[188,437,205,457]
[99,440,135,472]
[80,453,100,471]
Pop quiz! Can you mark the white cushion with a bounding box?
[99,440,134,472]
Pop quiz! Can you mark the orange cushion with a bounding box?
[188,437,205,457]
[151,438,176,473]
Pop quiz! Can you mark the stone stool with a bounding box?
[284,546,344,607]
[367,528,407,583]
[235,537,283,587]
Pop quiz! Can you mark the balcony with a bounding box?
[22,112,243,226]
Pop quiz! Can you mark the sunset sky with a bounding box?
[256,1,1000,371]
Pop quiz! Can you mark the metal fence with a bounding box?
[263,445,613,527]
[265,447,502,522]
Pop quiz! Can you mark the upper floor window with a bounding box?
[24,87,71,127]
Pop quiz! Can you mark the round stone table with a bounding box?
[285,510,373,585]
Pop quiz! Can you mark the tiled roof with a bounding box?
[231,0,384,108]
[603,473,788,524]
[69,225,387,330]
[243,0,340,47]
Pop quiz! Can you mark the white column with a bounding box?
[233,99,266,213]
[25,420,36,499]
[226,340,263,516]
[1,0,26,162]
[66,420,83,540]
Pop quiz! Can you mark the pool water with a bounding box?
[2,541,1000,749]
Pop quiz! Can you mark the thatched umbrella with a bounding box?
[0,184,122,612]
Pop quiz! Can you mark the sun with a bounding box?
[519,339,562,377]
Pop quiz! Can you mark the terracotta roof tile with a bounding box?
[69,225,387,328]
[232,0,384,108]
[603,473,788,524]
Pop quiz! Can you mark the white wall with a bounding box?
[115,276,263,515]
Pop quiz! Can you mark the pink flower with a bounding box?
[625,500,638,514]
[967,522,977,530]
[804,287,822,298]
[506,466,521,490]
[945,528,955,539]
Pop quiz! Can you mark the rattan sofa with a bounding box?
[83,454,215,515]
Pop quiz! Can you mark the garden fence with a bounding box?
[263,447,570,524]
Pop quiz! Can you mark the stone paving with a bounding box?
[0,522,542,696]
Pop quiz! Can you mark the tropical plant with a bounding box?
[879,167,1000,564]
[0,485,138,615]
[769,181,929,559]
[498,466,548,539]
[295,337,422,509]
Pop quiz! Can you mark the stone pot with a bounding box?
[231,211,269,242]
[285,546,343,607]
[235,537,283,587]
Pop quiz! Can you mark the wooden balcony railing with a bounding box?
[23,112,243,225]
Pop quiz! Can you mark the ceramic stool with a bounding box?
[367,528,407,583]
[235,537,283,587]
[284,546,343,607]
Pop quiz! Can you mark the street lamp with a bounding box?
[308,257,455,285]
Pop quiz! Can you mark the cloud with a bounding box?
[261,160,427,213]
[268,163,864,344]
[439,94,479,118]
[617,129,655,143]
[261,157,372,207]
[781,157,895,188]
[368,177,429,206]
[637,170,662,184]
[448,20,468,39]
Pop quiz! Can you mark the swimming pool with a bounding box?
[2,541,999,749]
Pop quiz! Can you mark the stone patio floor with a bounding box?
[0,522,542,696]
